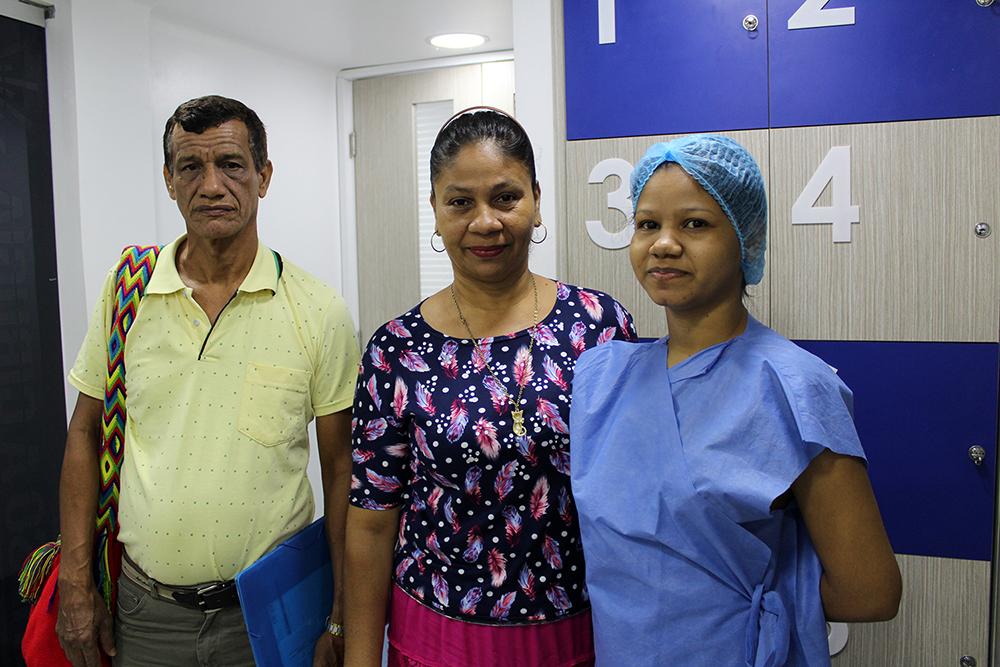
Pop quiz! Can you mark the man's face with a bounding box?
[163,119,272,242]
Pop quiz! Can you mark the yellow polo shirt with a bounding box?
[69,236,360,584]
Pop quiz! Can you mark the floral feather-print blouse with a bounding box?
[350,283,636,624]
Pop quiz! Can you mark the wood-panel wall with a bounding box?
[563,117,1000,342]
[769,118,1000,342]
[832,554,990,666]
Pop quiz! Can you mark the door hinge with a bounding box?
[349,132,356,158]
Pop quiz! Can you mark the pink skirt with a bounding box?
[387,585,595,667]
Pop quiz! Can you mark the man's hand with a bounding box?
[55,579,115,667]
[56,393,112,666]
[312,630,344,667]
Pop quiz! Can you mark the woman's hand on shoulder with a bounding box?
[792,449,902,622]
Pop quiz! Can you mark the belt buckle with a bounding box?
[194,581,231,613]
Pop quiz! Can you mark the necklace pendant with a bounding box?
[512,408,526,437]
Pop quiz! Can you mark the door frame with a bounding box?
[0,0,46,26]
[334,50,515,330]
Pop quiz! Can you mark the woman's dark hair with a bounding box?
[163,95,268,174]
[429,107,536,187]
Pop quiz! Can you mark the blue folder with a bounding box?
[236,518,332,667]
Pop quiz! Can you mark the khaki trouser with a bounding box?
[113,566,255,667]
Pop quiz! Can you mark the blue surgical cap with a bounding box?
[630,134,767,286]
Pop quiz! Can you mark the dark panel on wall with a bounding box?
[564,0,768,140]
[768,0,1000,128]
[0,14,64,667]
[795,340,999,562]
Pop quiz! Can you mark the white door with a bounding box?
[352,62,515,342]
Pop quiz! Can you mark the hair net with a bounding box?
[630,134,767,286]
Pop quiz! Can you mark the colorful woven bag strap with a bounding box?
[95,244,160,608]
[18,245,160,608]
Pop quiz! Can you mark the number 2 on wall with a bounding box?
[788,0,855,30]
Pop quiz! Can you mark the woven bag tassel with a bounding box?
[17,540,61,604]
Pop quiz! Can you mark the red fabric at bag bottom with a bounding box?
[22,553,112,667]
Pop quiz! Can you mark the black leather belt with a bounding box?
[122,552,240,612]
[169,581,240,611]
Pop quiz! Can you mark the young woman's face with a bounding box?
[630,164,744,315]
[431,140,540,287]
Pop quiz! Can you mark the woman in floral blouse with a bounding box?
[343,108,636,667]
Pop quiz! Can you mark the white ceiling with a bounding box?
[134,0,514,71]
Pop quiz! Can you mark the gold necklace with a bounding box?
[450,274,538,437]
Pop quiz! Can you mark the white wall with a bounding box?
[512,0,559,281]
[34,0,345,407]
[147,16,342,287]
[73,0,159,275]
[33,0,344,512]
[11,0,560,517]
[50,0,344,316]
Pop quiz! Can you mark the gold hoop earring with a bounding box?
[531,222,548,245]
[430,232,446,253]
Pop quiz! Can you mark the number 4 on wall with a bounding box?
[791,146,860,243]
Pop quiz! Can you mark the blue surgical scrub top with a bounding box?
[570,317,866,667]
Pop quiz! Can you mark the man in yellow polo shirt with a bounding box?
[55,96,360,667]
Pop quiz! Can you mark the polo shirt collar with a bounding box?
[145,234,278,295]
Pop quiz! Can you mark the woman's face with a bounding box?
[431,140,540,287]
[630,164,744,315]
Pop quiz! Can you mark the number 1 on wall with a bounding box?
[598,0,616,44]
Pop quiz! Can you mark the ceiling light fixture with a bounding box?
[429,33,488,49]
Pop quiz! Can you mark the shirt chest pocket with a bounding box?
[238,363,312,447]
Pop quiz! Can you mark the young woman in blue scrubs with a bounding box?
[569,135,901,667]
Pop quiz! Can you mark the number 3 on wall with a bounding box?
[791,146,860,243]
[586,158,634,249]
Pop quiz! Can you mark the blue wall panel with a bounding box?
[565,1,1000,139]
[768,0,1000,128]
[564,0,768,140]
[795,341,999,562]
